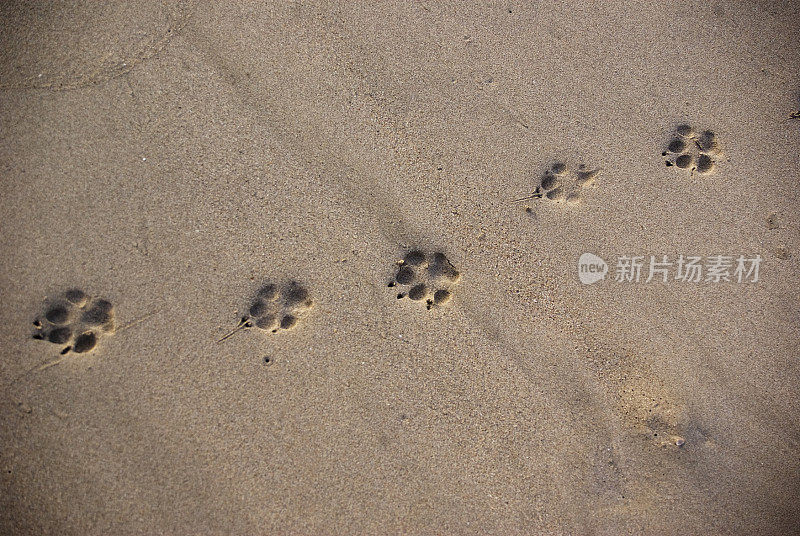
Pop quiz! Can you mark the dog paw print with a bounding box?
[663,124,721,174]
[32,289,115,355]
[388,250,461,310]
[519,162,600,207]
[219,281,314,342]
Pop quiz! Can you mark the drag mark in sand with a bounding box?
[0,5,192,91]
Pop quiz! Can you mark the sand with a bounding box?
[1,1,799,534]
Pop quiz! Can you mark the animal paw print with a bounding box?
[388,250,461,310]
[523,162,600,206]
[220,281,314,342]
[32,289,115,355]
[663,124,721,174]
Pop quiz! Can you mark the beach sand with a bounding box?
[1,1,799,534]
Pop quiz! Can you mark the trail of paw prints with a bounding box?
[388,250,461,310]
[32,289,115,355]
[519,162,600,208]
[219,281,314,342]
[662,124,722,175]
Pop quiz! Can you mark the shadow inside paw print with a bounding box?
[219,281,314,342]
[519,162,600,207]
[663,124,721,174]
[388,250,461,310]
[32,289,116,355]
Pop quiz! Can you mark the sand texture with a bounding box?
[1,1,799,534]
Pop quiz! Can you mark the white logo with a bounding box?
[578,253,608,284]
[577,253,761,284]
